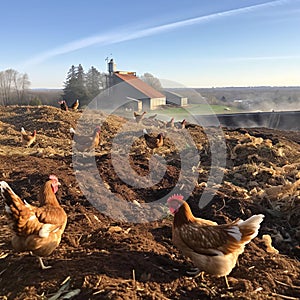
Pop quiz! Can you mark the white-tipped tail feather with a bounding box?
[0,181,25,209]
[0,181,15,196]
[237,214,264,242]
[225,214,264,242]
[1,181,18,213]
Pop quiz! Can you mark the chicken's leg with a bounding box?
[224,275,230,288]
[37,256,52,270]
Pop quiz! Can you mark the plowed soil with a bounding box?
[0,105,299,300]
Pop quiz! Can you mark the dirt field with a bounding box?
[0,105,299,300]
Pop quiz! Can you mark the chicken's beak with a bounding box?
[57,181,61,186]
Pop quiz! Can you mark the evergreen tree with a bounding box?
[86,66,102,100]
[63,64,88,106]
[74,64,88,106]
[62,65,77,103]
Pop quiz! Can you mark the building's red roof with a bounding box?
[114,72,165,99]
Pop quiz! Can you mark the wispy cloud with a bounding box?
[22,0,291,67]
[223,55,300,62]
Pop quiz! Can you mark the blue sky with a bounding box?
[1,0,300,88]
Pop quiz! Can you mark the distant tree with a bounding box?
[140,73,163,91]
[0,69,30,105]
[14,73,30,104]
[220,96,227,102]
[62,65,77,103]
[0,69,15,105]
[86,66,106,100]
[29,96,42,106]
[63,64,88,106]
[74,64,89,105]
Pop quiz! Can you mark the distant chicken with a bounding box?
[167,194,264,287]
[134,111,146,123]
[143,129,164,154]
[70,99,79,111]
[70,126,101,152]
[21,127,36,147]
[165,117,174,128]
[58,100,68,111]
[174,119,187,129]
[0,175,67,269]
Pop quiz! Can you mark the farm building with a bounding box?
[164,90,188,106]
[101,59,166,111]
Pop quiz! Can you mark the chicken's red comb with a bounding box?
[167,194,184,203]
[49,175,58,181]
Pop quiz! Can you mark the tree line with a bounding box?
[0,63,163,107]
[0,69,30,105]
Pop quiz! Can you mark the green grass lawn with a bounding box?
[103,104,244,120]
[151,104,243,119]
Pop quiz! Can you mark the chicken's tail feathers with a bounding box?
[237,214,265,242]
[70,127,76,134]
[0,181,25,213]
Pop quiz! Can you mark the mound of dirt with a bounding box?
[0,105,299,300]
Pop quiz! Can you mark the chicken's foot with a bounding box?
[38,256,52,270]
[186,267,202,277]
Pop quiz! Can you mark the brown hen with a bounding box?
[167,194,264,287]
[70,126,101,152]
[70,99,79,111]
[143,129,164,154]
[134,111,146,123]
[21,127,36,147]
[0,175,67,269]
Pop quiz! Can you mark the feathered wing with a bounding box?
[0,181,66,238]
[178,215,264,256]
[35,206,67,238]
